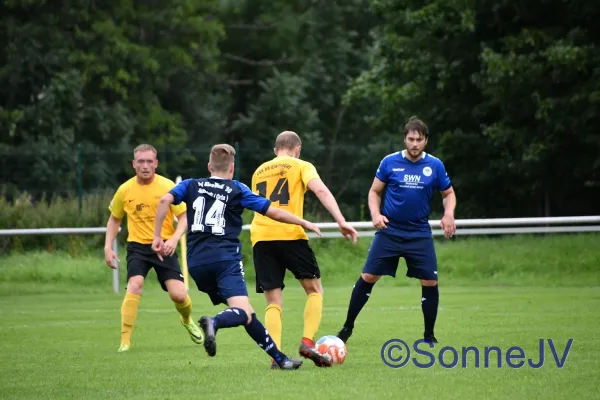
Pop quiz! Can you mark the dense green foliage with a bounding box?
[346,0,600,217]
[0,193,114,254]
[1,0,598,224]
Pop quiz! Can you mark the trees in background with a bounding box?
[0,0,224,194]
[1,0,598,218]
[348,0,600,216]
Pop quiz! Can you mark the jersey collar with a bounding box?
[401,150,427,161]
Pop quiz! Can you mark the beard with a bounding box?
[407,148,423,159]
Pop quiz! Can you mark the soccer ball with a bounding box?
[316,335,347,365]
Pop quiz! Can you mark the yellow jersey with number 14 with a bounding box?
[250,156,320,246]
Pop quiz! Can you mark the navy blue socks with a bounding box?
[244,312,286,364]
[421,284,439,337]
[343,276,375,329]
[213,307,247,329]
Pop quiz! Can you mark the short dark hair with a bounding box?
[403,116,429,138]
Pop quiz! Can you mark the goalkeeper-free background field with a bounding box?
[1,234,599,400]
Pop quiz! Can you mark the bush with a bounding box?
[0,191,122,255]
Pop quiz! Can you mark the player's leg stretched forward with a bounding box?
[162,277,204,345]
[297,278,332,367]
[336,233,391,344]
[336,272,380,343]
[337,233,400,344]
[198,295,303,370]
[151,253,204,345]
[259,241,331,367]
[337,276,439,345]
[337,235,441,345]
[262,284,332,368]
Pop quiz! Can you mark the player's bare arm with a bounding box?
[162,212,187,257]
[152,193,175,258]
[368,177,389,230]
[307,178,346,224]
[265,206,322,237]
[307,178,358,244]
[104,215,121,269]
[440,187,456,238]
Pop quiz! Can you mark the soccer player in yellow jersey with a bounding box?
[250,131,359,368]
[103,144,204,353]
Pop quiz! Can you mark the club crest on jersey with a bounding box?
[423,166,432,177]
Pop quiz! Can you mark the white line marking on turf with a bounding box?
[323,306,483,311]
[4,306,484,317]
[324,306,428,310]
[1,320,98,330]
[4,308,175,315]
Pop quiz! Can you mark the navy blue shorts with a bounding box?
[362,232,438,280]
[189,260,248,306]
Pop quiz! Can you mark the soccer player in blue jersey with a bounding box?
[336,116,456,345]
[152,144,322,370]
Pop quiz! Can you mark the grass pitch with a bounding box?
[1,234,599,399]
[1,286,598,399]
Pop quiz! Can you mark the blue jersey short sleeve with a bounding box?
[436,161,452,191]
[375,156,391,183]
[236,181,271,214]
[169,178,191,205]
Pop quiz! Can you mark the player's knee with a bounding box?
[420,279,438,287]
[169,289,187,304]
[361,273,381,284]
[227,296,252,323]
[264,289,283,306]
[237,304,253,325]
[163,279,187,303]
[245,308,254,325]
[300,278,322,295]
[127,276,144,295]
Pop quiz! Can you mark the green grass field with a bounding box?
[1,234,599,399]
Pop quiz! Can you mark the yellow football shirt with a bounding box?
[250,156,320,245]
[108,174,186,244]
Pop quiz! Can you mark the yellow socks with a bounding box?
[265,293,323,350]
[175,294,193,324]
[120,292,140,346]
[303,293,323,341]
[265,304,283,350]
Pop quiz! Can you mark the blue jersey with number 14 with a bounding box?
[169,177,271,268]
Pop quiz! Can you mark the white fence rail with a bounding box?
[1,216,599,293]
[0,227,121,294]
[289,215,600,238]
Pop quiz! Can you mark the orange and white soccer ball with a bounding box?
[316,335,347,365]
